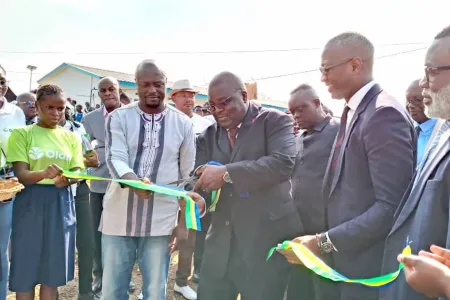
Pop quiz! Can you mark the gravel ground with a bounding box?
[6,253,197,300]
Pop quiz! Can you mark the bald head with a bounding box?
[406,79,427,123]
[209,71,246,93]
[17,92,36,104]
[135,59,166,78]
[288,84,325,132]
[290,83,320,101]
[17,92,37,119]
[98,76,119,88]
[325,32,374,64]
[208,71,248,129]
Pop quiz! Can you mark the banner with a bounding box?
[62,170,201,231]
[267,239,411,288]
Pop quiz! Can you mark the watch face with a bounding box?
[322,243,333,253]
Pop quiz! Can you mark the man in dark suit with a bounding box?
[286,84,339,300]
[379,25,450,300]
[193,71,303,300]
[280,32,415,300]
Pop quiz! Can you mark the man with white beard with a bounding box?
[379,25,450,300]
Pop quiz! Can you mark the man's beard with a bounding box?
[426,83,450,120]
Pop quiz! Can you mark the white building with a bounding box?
[38,63,287,111]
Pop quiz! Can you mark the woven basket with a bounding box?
[0,179,25,202]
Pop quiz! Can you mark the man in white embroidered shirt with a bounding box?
[101,60,205,300]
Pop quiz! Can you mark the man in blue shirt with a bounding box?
[406,79,439,164]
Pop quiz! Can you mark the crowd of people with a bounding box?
[0,25,450,300]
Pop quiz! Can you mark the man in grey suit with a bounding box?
[193,72,303,300]
[379,25,450,300]
[281,32,415,300]
[286,84,339,300]
[82,77,122,295]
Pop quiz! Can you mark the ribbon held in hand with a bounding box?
[62,170,202,231]
[267,239,412,288]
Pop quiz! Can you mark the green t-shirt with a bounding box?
[7,124,84,184]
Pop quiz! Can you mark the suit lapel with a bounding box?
[327,84,383,198]
[95,110,106,141]
[230,103,260,162]
[390,136,450,234]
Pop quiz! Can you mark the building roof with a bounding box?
[37,62,208,99]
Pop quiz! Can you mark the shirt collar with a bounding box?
[313,115,332,132]
[227,123,242,131]
[415,118,438,133]
[347,81,376,111]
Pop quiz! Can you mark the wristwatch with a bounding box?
[316,233,335,254]
[223,171,233,183]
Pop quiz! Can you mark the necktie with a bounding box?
[330,106,351,174]
[415,126,421,139]
[228,128,238,148]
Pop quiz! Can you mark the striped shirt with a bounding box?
[101,102,196,237]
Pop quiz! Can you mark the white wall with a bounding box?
[39,68,99,107]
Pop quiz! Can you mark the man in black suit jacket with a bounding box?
[280,32,415,300]
[193,72,303,300]
[379,25,450,300]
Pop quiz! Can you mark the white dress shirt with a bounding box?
[346,81,376,130]
[0,100,26,168]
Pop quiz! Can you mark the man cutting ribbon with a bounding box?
[193,71,303,300]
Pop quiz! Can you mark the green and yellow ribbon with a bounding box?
[62,170,202,231]
[267,239,411,288]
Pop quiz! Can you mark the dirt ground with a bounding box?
[6,253,197,300]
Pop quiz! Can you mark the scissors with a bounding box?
[166,161,223,188]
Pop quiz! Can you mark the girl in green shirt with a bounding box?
[7,85,84,300]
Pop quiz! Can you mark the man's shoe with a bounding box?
[174,283,197,300]
[193,271,200,284]
[92,277,102,294]
[78,293,94,300]
[129,280,136,293]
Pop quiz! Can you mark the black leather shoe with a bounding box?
[92,277,102,294]
[129,280,136,293]
[78,293,94,300]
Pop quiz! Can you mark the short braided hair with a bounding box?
[36,84,64,102]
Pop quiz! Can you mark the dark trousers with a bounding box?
[175,230,196,286]
[198,233,291,300]
[75,181,95,294]
[90,192,104,279]
[193,213,211,272]
[286,266,315,300]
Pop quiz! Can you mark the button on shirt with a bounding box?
[292,116,340,234]
[0,100,26,168]
[415,118,438,164]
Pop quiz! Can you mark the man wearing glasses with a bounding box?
[279,32,415,300]
[405,79,443,164]
[16,92,38,125]
[193,71,303,300]
[379,25,450,300]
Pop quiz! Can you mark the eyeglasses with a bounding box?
[19,100,35,108]
[0,80,8,87]
[424,65,450,82]
[320,58,355,75]
[209,90,241,112]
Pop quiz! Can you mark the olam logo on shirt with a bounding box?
[29,147,72,161]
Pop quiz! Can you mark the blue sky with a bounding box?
[2,0,450,113]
